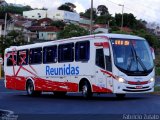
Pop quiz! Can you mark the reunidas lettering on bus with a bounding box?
[46,64,79,76]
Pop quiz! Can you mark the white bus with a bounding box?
[4,34,155,98]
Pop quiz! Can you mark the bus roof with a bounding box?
[99,33,145,40]
[6,33,145,51]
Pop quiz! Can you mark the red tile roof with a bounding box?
[33,18,53,26]
[28,26,60,32]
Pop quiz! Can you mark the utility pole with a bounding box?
[90,0,93,35]
[118,4,124,31]
[4,13,7,37]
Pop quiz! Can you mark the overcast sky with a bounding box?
[5,0,160,25]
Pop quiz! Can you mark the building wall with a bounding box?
[79,18,91,25]
[39,32,57,40]
[48,10,80,22]
[23,10,47,20]
[94,28,108,33]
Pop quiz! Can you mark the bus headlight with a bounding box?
[118,77,125,83]
[149,78,155,82]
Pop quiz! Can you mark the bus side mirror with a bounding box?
[150,47,155,60]
[104,48,110,56]
[103,42,110,56]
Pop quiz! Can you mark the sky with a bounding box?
[5,0,160,25]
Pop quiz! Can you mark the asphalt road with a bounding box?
[1,79,160,120]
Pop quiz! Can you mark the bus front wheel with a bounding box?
[81,81,92,98]
[26,81,41,96]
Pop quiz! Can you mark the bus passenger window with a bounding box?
[75,41,90,61]
[29,48,42,64]
[43,45,57,63]
[96,49,105,69]
[17,50,28,65]
[58,43,74,62]
[7,52,17,66]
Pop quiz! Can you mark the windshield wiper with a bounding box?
[130,42,147,72]
[136,55,147,71]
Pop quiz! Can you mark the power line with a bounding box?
[105,0,159,22]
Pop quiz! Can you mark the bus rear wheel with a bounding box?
[26,81,41,96]
[81,81,92,98]
[116,94,126,99]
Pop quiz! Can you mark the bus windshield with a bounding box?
[111,39,154,76]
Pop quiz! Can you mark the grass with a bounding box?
[152,86,160,95]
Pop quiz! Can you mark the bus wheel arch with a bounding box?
[79,78,92,98]
[26,79,41,96]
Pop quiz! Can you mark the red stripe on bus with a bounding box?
[100,69,116,79]
[92,84,112,93]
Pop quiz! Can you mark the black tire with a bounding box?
[81,81,92,98]
[26,81,41,96]
[116,94,126,99]
[54,91,67,96]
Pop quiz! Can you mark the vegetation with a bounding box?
[58,24,89,39]
[50,21,66,29]
[0,30,27,58]
[0,5,32,15]
[58,2,76,12]
[80,8,97,19]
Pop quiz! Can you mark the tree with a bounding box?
[97,5,109,16]
[58,24,89,39]
[50,20,65,29]
[80,8,97,19]
[58,2,76,12]
[0,5,33,14]
[65,2,76,12]
[115,13,137,28]
[0,30,27,57]
[134,19,147,30]
[95,14,112,24]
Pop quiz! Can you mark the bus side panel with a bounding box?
[5,75,16,90]
[5,75,26,90]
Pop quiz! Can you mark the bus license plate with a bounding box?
[136,86,143,89]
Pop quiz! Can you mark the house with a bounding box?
[23,10,47,20]
[93,24,108,33]
[7,14,35,32]
[27,26,60,41]
[32,18,53,26]
[79,16,91,25]
[79,23,109,33]
[47,10,80,24]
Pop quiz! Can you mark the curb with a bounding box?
[0,109,14,117]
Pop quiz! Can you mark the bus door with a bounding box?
[95,48,113,92]
[103,48,113,92]
[95,48,107,90]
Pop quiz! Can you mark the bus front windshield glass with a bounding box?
[111,39,154,75]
